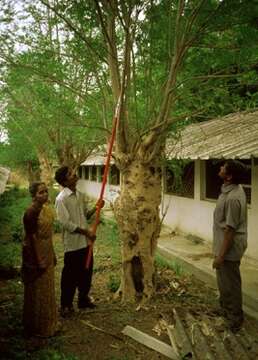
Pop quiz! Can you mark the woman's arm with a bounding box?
[23,207,46,269]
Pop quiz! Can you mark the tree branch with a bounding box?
[39,0,107,64]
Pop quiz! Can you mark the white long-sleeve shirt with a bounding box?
[55,187,89,253]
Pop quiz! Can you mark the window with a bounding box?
[165,161,194,198]
[78,166,83,179]
[91,166,97,181]
[205,159,251,204]
[85,166,89,180]
[100,165,105,182]
[241,160,252,204]
[205,160,222,200]
[109,165,120,185]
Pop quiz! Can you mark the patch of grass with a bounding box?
[155,253,184,276]
[98,218,119,247]
[0,242,21,270]
[31,349,79,360]
[107,274,120,293]
[0,275,77,360]
[105,356,130,360]
[94,218,121,270]
[0,186,31,243]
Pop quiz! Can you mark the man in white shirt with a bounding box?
[55,166,99,317]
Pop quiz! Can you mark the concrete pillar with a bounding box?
[194,159,201,200]
[194,159,206,200]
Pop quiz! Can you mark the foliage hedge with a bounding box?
[0,186,62,274]
[0,187,30,274]
[0,186,31,243]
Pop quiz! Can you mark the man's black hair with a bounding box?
[55,166,69,186]
[225,160,247,185]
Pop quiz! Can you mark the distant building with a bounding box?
[78,110,258,263]
[77,152,120,203]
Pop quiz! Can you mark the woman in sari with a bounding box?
[22,181,57,337]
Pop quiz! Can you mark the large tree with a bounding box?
[0,1,108,182]
[1,0,258,301]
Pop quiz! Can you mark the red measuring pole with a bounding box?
[85,97,121,269]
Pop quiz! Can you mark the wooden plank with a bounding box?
[122,325,179,359]
[185,313,216,360]
[224,331,250,360]
[201,315,232,360]
[172,309,195,359]
[166,325,181,358]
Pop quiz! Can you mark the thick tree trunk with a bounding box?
[37,152,54,186]
[27,161,40,184]
[113,157,162,303]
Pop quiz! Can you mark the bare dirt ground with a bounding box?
[1,224,258,360]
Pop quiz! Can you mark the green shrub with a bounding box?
[0,242,21,270]
[107,274,120,293]
[53,219,62,233]
[0,186,31,242]
[32,349,78,360]
[155,253,183,276]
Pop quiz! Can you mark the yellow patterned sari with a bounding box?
[22,204,57,337]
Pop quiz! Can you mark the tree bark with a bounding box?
[27,161,40,184]
[37,151,54,186]
[113,156,162,302]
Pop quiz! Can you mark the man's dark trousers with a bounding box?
[216,260,243,326]
[61,246,93,308]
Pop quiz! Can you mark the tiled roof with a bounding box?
[80,153,115,166]
[167,110,258,159]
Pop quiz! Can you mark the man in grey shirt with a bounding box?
[213,160,247,332]
[55,166,101,317]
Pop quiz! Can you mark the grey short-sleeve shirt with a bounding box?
[213,183,247,261]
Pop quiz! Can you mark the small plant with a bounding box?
[94,218,121,269]
[0,186,30,242]
[0,242,21,273]
[171,260,183,276]
[53,219,62,233]
[107,274,120,293]
[32,349,79,360]
[155,253,183,276]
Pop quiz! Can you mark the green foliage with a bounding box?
[1,0,258,167]
[0,186,30,243]
[31,350,79,360]
[165,159,192,192]
[94,218,121,272]
[107,274,120,293]
[155,253,183,276]
[0,242,21,270]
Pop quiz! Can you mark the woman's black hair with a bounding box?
[29,181,45,197]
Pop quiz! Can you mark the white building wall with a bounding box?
[162,195,215,242]
[77,179,120,203]
[247,158,258,260]
[78,159,258,262]
[162,159,256,261]
[162,159,215,241]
